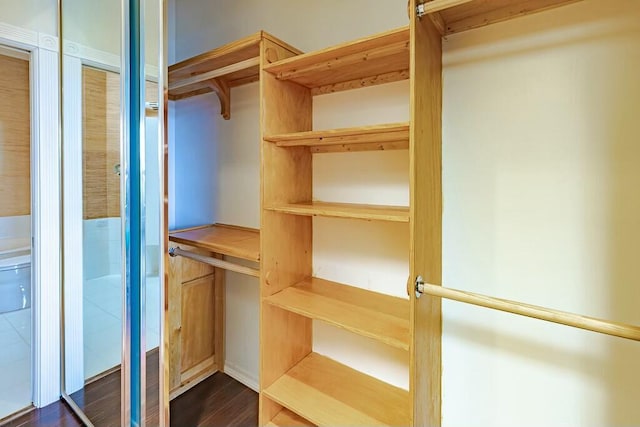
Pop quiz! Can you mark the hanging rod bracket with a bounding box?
[416,3,427,18]
[415,275,425,298]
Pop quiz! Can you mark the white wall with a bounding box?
[0,0,57,36]
[171,0,640,425]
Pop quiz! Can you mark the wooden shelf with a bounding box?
[169,224,260,262]
[267,409,315,427]
[265,277,410,350]
[264,123,409,153]
[423,0,582,35]
[168,31,301,118]
[266,201,409,223]
[263,27,409,95]
[263,353,410,427]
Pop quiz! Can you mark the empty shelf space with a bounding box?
[169,224,260,262]
[265,277,410,350]
[264,123,409,153]
[424,0,581,35]
[267,409,315,427]
[263,26,409,94]
[263,353,410,427]
[266,201,409,223]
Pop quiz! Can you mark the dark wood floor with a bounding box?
[1,354,257,427]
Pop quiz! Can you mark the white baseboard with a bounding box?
[224,361,259,392]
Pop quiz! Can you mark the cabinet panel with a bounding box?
[181,275,216,372]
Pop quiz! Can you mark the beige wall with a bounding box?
[0,0,57,35]
[172,0,640,425]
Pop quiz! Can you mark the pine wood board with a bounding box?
[263,353,410,427]
[267,408,315,427]
[265,277,410,350]
[169,224,260,262]
[264,123,409,152]
[264,27,409,91]
[267,201,410,223]
[168,31,302,100]
[427,0,583,35]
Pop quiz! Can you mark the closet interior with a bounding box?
[165,1,639,426]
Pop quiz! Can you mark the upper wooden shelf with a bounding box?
[168,31,301,118]
[423,0,582,35]
[169,224,260,262]
[265,277,410,350]
[263,27,409,95]
[263,353,410,427]
[266,201,410,223]
[264,123,409,153]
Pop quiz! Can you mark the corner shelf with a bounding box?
[263,26,409,95]
[169,224,260,262]
[264,122,409,153]
[264,353,410,427]
[266,201,409,223]
[169,31,302,118]
[265,277,410,350]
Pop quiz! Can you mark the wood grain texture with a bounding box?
[267,409,314,427]
[430,0,583,35]
[266,201,410,223]
[263,353,410,427]
[169,224,260,262]
[264,122,409,152]
[181,275,216,372]
[259,37,313,426]
[0,54,30,217]
[264,27,409,91]
[265,277,410,350]
[409,4,443,426]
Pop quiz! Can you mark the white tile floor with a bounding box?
[0,308,31,419]
[0,274,160,419]
[83,274,161,379]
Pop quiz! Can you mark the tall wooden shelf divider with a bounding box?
[256,1,582,426]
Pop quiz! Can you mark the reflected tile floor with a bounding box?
[0,308,31,419]
[83,275,160,379]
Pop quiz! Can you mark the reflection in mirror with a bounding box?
[61,0,163,424]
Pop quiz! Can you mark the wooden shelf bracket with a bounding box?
[206,78,231,120]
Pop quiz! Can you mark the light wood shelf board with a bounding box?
[169,30,302,101]
[263,353,410,427]
[264,27,409,91]
[266,201,410,223]
[264,123,409,152]
[169,224,260,262]
[267,408,315,427]
[429,0,583,35]
[265,277,410,350]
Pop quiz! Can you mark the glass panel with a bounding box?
[0,46,32,418]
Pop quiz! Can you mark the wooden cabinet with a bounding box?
[167,243,223,398]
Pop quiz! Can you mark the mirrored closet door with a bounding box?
[60,0,165,425]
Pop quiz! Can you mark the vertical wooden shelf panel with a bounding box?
[259,37,314,425]
[409,1,443,426]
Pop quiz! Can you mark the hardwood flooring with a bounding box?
[1,353,257,427]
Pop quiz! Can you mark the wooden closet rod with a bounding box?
[418,282,640,341]
[169,57,260,91]
[417,0,474,15]
[169,246,260,278]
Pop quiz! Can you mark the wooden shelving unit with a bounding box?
[265,278,410,350]
[266,201,410,222]
[263,353,410,427]
[264,122,409,153]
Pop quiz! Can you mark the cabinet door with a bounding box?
[181,275,216,377]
